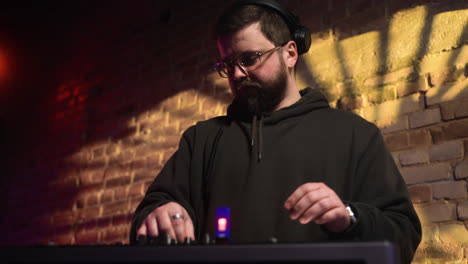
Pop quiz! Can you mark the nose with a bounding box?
[231,62,248,81]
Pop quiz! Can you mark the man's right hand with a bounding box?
[136,202,194,243]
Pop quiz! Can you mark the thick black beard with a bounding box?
[233,67,287,115]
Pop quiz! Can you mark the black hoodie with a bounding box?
[130,88,421,264]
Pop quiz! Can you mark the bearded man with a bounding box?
[130,1,421,264]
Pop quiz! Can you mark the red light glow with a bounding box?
[0,50,6,83]
[218,217,227,232]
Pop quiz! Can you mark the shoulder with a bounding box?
[181,115,229,141]
[307,107,379,134]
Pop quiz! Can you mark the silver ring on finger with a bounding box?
[172,213,184,220]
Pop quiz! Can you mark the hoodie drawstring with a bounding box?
[250,115,263,162]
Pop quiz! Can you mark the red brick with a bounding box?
[113,186,129,201]
[101,189,114,203]
[128,182,144,197]
[105,176,131,188]
[409,108,441,129]
[400,163,452,185]
[104,166,130,180]
[134,142,159,157]
[399,149,429,166]
[455,160,468,179]
[102,226,129,244]
[139,119,172,135]
[102,200,129,217]
[79,170,104,187]
[78,206,101,220]
[87,193,99,206]
[432,181,467,200]
[408,184,432,203]
[130,158,146,170]
[52,212,76,226]
[465,140,468,158]
[112,213,131,226]
[201,97,221,112]
[76,195,86,209]
[440,98,468,120]
[106,143,120,156]
[426,79,468,106]
[86,158,107,171]
[419,202,457,223]
[134,169,156,183]
[396,77,428,98]
[429,66,463,87]
[50,232,75,245]
[75,230,100,244]
[384,132,409,151]
[408,129,432,148]
[429,140,463,162]
[380,116,408,134]
[97,217,111,229]
[108,150,134,166]
[430,119,468,143]
[146,154,162,170]
[93,147,105,158]
[458,201,468,220]
[76,219,97,234]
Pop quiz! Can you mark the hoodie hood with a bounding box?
[226,87,330,162]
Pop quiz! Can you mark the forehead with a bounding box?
[217,22,273,58]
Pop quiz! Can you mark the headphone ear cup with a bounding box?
[293,26,311,55]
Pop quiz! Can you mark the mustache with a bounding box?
[235,79,261,89]
[234,80,263,97]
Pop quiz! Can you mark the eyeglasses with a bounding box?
[215,43,287,78]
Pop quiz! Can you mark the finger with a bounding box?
[284,182,322,210]
[184,214,195,240]
[171,214,187,243]
[137,222,147,237]
[146,215,159,238]
[289,188,329,220]
[298,196,337,224]
[156,211,176,240]
[314,207,345,225]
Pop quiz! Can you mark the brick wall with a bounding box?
[1,0,467,263]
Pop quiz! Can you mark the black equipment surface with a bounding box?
[1,241,397,264]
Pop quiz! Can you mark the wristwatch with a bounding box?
[346,205,357,224]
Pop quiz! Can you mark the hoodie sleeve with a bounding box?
[129,126,196,244]
[327,125,422,264]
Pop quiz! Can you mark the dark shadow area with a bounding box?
[1,0,233,245]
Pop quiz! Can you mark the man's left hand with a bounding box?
[284,182,352,233]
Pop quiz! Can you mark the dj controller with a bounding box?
[1,241,397,264]
[1,209,398,263]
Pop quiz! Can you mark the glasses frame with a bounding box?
[215,42,287,78]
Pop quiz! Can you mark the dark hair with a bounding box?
[215,4,291,46]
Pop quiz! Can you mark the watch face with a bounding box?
[346,205,357,224]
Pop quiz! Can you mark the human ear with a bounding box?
[284,41,298,68]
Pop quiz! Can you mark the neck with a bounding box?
[273,78,301,111]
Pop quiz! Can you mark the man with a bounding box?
[131,1,421,263]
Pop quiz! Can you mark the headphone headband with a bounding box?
[234,0,311,55]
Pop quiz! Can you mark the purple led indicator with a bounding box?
[216,207,230,242]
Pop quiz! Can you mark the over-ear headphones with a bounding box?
[234,0,311,55]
